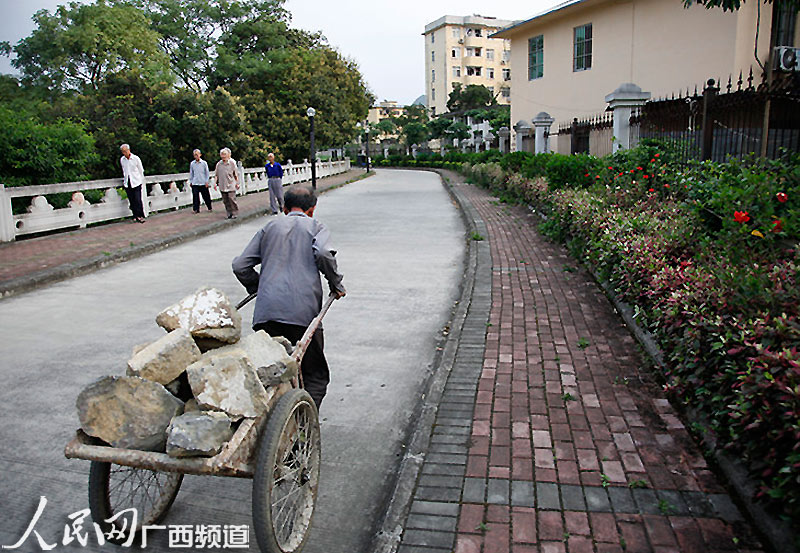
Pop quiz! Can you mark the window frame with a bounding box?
[528,34,544,80]
[573,23,592,72]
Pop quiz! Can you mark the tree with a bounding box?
[465,105,511,135]
[402,121,428,149]
[446,83,496,113]
[0,105,98,187]
[6,1,168,92]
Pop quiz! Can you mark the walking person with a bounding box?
[189,149,213,213]
[265,152,284,215]
[232,184,346,409]
[214,147,240,219]
[119,144,146,223]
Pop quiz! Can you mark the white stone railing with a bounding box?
[0,158,350,242]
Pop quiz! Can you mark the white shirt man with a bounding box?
[119,144,147,223]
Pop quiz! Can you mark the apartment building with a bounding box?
[492,0,800,151]
[367,100,406,125]
[423,15,515,115]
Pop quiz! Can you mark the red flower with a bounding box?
[734,211,750,223]
[650,158,655,163]
[584,173,590,177]
[648,188,655,192]
[776,192,788,203]
[644,174,649,179]
[595,175,600,179]
[608,166,613,170]
[772,219,783,232]
[636,166,643,171]
[664,184,670,188]
[655,153,660,157]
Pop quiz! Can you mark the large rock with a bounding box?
[166,412,233,458]
[156,287,242,349]
[206,330,298,390]
[77,376,184,451]
[127,328,201,384]
[186,353,270,418]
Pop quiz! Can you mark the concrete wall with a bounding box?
[499,0,780,146]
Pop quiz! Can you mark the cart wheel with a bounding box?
[252,389,321,553]
[88,461,182,543]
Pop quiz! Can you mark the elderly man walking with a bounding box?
[119,144,146,223]
[214,147,240,219]
[265,152,284,215]
[232,184,345,409]
[189,149,212,214]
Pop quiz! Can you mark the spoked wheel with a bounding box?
[88,461,182,544]
[252,389,321,553]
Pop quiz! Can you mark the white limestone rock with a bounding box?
[166,411,233,458]
[207,330,298,389]
[77,376,184,451]
[186,353,269,418]
[156,287,242,350]
[127,328,201,384]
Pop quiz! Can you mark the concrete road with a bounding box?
[0,169,464,552]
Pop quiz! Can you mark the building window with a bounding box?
[501,87,510,98]
[451,47,460,58]
[773,2,796,46]
[488,68,495,79]
[452,66,461,77]
[474,28,483,37]
[466,28,473,36]
[431,69,435,82]
[466,66,482,76]
[488,86,494,95]
[502,50,511,62]
[528,35,543,80]
[431,107,436,115]
[432,51,435,62]
[573,23,592,71]
[452,27,460,38]
[503,68,510,81]
[466,47,482,57]
[432,88,435,101]
[486,49,495,61]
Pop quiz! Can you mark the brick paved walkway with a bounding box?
[0,169,366,296]
[396,173,764,553]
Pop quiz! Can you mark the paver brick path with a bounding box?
[0,169,363,291]
[397,174,764,553]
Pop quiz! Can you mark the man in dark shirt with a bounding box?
[265,153,284,215]
[232,184,345,408]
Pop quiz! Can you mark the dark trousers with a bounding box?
[221,191,239,216]
[253,321,329,409]
[126,185,145,219]
[191,185,212,212]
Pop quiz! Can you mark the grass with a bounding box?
[470,231,485,241]
[577,337,590,349]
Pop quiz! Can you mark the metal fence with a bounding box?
[557,112,614,157]
[631,70,800,162]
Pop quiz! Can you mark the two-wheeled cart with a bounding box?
[64,294,337,553]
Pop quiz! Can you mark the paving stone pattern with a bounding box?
[397,174,764,553]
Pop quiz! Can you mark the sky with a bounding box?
[0,0,562,105]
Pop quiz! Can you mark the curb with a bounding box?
[368,168,488,553]
[0,171,374,301]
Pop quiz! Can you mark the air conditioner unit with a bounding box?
[775,46,800,72]
[458,39,464,44]
[500,60,506,65]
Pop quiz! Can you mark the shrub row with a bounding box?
[452,146,800,530]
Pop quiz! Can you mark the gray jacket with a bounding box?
[232,212,345,327]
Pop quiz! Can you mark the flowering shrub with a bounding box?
[460,145,800,528]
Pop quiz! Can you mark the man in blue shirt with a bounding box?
[232,184,345,408]
[265,152,284,215]
[189,149,212,213]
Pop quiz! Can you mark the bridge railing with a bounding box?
[0,158,350,242]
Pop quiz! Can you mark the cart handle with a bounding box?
[292,293,337,365]
[236,292,257,311]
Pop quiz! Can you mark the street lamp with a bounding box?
[356,121,370,173]
[307,107,316,190]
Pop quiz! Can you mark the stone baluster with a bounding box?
[0,183,15,242]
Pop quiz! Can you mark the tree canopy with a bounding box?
[0,0,373,182]
[446,83,496,113]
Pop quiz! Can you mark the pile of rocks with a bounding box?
[76,287,297,458]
